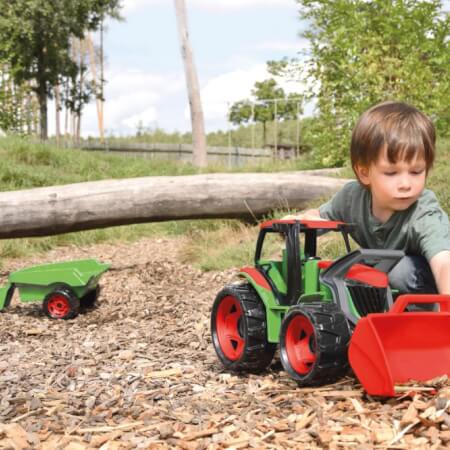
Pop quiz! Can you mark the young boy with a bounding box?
[292,101,450,295]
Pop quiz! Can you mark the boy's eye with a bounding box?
[384,172,396,176]
[411,169,425,175]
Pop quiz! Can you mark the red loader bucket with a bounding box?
[349,295,450,397]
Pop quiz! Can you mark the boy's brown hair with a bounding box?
[350,101,436,177]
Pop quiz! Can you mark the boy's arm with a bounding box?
[282,181,354,221]
[429,251,450,294]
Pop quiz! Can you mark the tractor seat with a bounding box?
[318,260,388,288]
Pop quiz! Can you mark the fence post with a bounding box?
[296,101,300,157]
[274,99,278,159]
[251,102,255,149]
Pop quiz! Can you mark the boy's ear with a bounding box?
[354,164,370,186]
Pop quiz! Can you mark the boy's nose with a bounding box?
[397,175,412,190]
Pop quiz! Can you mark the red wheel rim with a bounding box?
[47,294,70,318]
[215,295,244,360]
[285,314,317,375]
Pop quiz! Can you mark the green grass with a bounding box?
[0,135,323,192]
[0,135,448,271]
[0,136,202,191]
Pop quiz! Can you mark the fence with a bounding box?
[79,142,274,167]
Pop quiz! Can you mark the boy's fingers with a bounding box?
[281,214,326,221]
[282,214,298,220]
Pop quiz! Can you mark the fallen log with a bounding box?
[0,172,350,238]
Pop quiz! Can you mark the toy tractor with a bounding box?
[211,219,450,396]
[0,259,110,320]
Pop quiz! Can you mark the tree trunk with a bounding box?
[0,172,349,238]
[99,19,105,143]
[76,39,84,144]
[37,83,48,140]
[64,80,70,137]
[174,0,207,168]
[87,33,104,142]
[37,48,48,140]
[55,84,61,146]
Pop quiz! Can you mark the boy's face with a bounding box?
[355,149,427,222]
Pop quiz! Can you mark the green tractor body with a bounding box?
[0,259,110,319]
[211,219,450,396]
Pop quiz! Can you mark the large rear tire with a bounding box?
[280,303,350,386]
[211,283,276,372]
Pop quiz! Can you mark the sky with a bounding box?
[53,0,308,137]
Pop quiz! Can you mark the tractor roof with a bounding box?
[260,219,352,231]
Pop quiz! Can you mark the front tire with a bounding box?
[211,283,276,372]
[280,303,350,386]
[43,287,80,320]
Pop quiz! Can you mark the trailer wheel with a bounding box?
[211,283,276,372]
[81,286,100,309]
[280,303,350,386]
[43,288,80,320]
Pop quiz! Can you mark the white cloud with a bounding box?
[100,70,184,135]
[200,64,268,120]
[198,64,308,128]
[122,0,152,15]
[48,68,185,137]
[253,37,310,53]
[122,107,158,129]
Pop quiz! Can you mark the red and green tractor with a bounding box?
[211,219,450,396]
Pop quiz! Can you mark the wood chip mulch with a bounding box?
[0,237,449,450]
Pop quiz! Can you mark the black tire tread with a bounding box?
[280,302,350,386]
[80,285,100,309]
[211,283,276,372]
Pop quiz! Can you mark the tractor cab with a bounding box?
[254,219,354,306]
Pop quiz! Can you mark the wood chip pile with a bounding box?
[0,238,449,449]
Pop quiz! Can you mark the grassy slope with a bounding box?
[0,137,202,261]
[0,136,448,270]
[0,136,312,264]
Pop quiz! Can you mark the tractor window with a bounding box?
[317,232,358,259]
[259,231,286,265]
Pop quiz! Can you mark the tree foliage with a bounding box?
[229,78,303,145]
[287,0,450,166]
[0,0,121,139]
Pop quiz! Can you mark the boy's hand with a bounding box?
[282,209,325,221]
[430,250,450,295]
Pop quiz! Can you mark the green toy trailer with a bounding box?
[211,219,450,396]
[0,259,110,320]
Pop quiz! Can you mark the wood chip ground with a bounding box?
[0,237,449,449]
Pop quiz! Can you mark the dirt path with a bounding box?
[0,237,448,449]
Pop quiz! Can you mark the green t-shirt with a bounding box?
[319,181,450,261]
